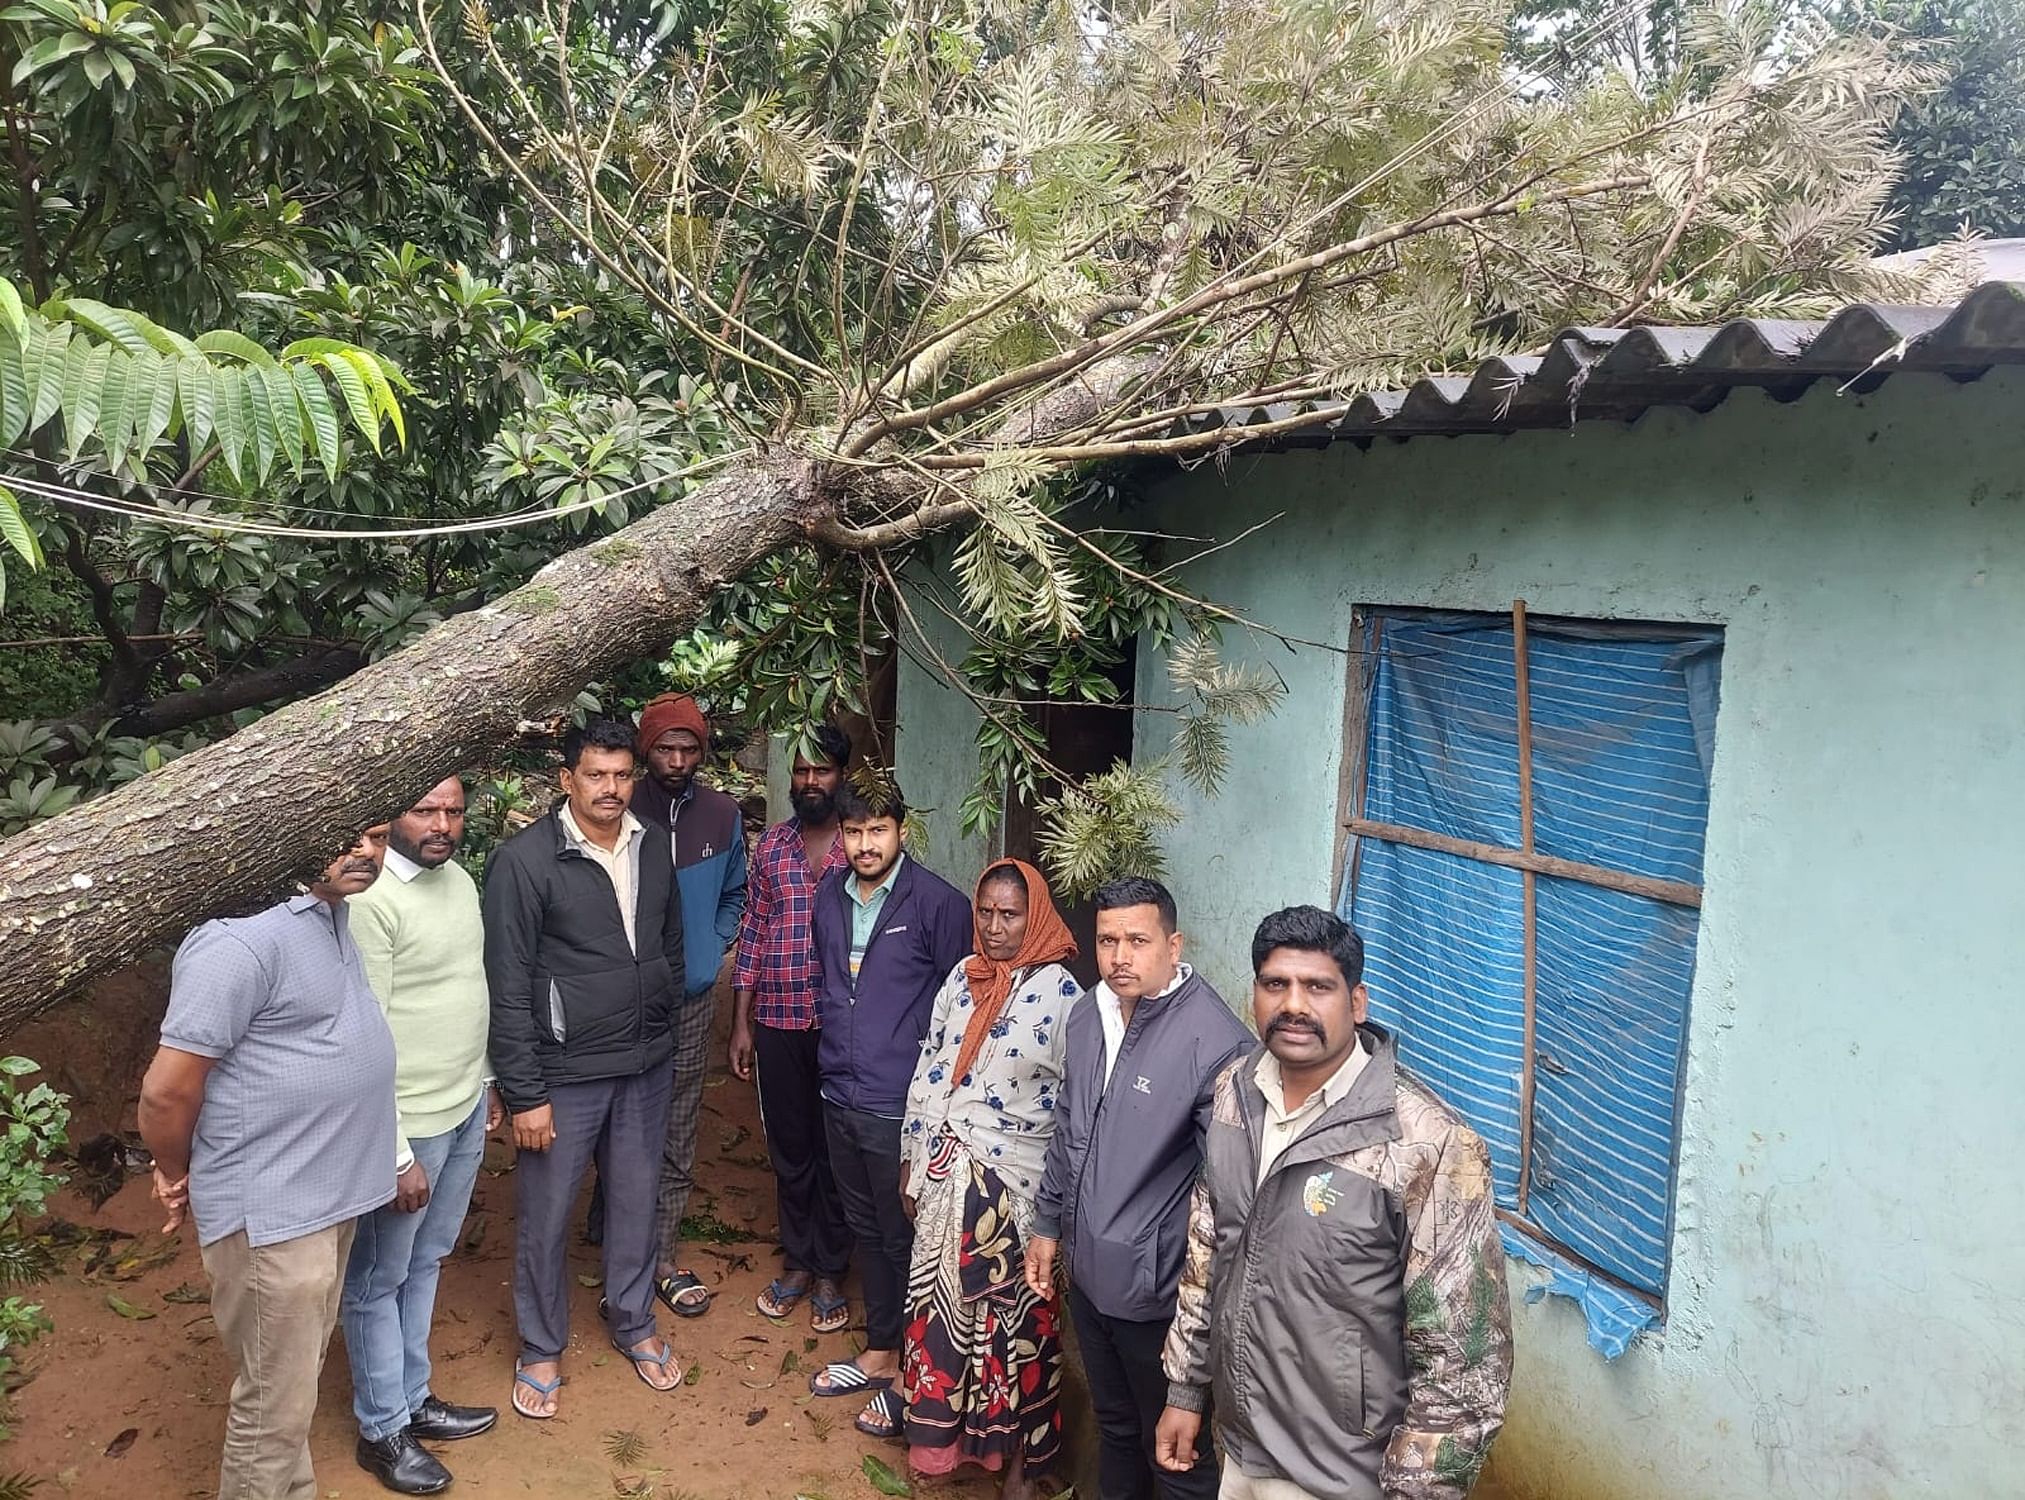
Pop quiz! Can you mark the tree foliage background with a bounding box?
[0,0,2009,1001]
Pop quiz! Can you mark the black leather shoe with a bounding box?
[409,1394,498,1441]
[355,1428,452,1495]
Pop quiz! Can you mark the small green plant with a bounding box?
[0,776,80,837]
[0,1056,68,1442]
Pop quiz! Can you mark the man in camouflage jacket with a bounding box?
[1155,906,1512,1500]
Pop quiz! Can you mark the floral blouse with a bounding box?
[901,959,1083,1197]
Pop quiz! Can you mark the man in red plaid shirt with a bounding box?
[731,724,855,1333]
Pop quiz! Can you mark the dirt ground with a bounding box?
[2,983,1013,1500]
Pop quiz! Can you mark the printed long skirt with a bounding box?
[901,1132,1064,1477]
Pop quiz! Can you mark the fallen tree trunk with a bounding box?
[0,357,1153,1028]
[0,450,822,1025]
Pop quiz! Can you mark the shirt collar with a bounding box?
[382,845,428,883]
[1095,961,1191,1018]
[559,801,644,855]
[1254,1034,1371,1123]
[285,891,325,914]
[847,853,904,908]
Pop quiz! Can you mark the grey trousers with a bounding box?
[513,1067,674,1362]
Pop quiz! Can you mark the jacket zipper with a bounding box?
[557,822,647,1058]
[1225,1096,1391,1425]
[1070,998,1153,1251]
[843,879,900,1113]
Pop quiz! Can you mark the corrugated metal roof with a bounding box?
[1184,279,2025,445]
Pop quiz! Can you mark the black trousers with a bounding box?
[755,1024,852,1278]
[823,1103,913,1350]
[1069,1283,1220,1500]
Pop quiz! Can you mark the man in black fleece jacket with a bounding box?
[483,719,687,1419]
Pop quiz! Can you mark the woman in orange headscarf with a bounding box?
[880,859,1083,1500]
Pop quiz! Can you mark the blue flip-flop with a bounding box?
[615,1336,683,1393]
[757,1277,807,1318]
[809,1360,894,1397]
[809,1283,850,1335]
[511,1362,562,1420]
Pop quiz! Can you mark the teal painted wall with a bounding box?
[899,368,2025,1499]
[894,562,999,886]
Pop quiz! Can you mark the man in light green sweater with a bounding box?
[341,776,505,1495]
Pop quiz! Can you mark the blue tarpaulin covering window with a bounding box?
[1340,609,1720,1352]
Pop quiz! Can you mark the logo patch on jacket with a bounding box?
[1132,1075,1152,1095]
[1302,1170,1343,1217]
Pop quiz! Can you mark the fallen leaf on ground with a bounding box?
[163,1283,209,1304]
[576,1273,603,1287]
[106,1236,179,1280]
[104,1293,154,1321]
[744,1406,767,1426]
[682,1362,701,1386]
[103,1427,138,1458]
[861,1454,911,1495]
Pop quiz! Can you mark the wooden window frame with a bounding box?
[1341,600,1703,1310]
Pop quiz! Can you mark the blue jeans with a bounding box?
[340,1096,488,1440]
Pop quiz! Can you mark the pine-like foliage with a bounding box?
[433,0,1949,885]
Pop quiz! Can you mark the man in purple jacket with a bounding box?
[802,777,971,1435]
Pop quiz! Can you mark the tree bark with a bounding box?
[0,450,822,1024]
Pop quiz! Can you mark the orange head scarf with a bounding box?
[953,859,1076,1087]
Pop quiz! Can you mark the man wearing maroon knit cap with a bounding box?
[585,694,748,1318]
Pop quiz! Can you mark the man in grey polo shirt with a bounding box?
[140,825,407,1500]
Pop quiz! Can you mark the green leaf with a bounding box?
[94,347,133,466]
[0,485,41,569]
[279,335,364,361]
[61,336,110,457]
[315,352,379,454]
[336,349,404,448]
[26,320,69,432]
[291,360,340,480]
[12,31,94,84]
[64,298,158,356]
[0,1056,36,1077]
[210,367,244,482]
[177,357,215,454]
[0,329,28,447]
[861,1455,911,1496]
[255,365,303,476]
[193,328,277,368]
[104,1292,155,1321]
[0,281,24,341]
[137,320,201,360]
[128,347,174,459]
[242,364,274,481]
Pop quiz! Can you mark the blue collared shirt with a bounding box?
[160,893,400,1247]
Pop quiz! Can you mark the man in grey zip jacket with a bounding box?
[1155,906,1511,1500]
[1024,876,1250,1500]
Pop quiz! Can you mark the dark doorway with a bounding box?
[1001,640,1138,990]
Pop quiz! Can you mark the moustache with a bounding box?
[341,860,379,877]
[1266,1014,1325,1042]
